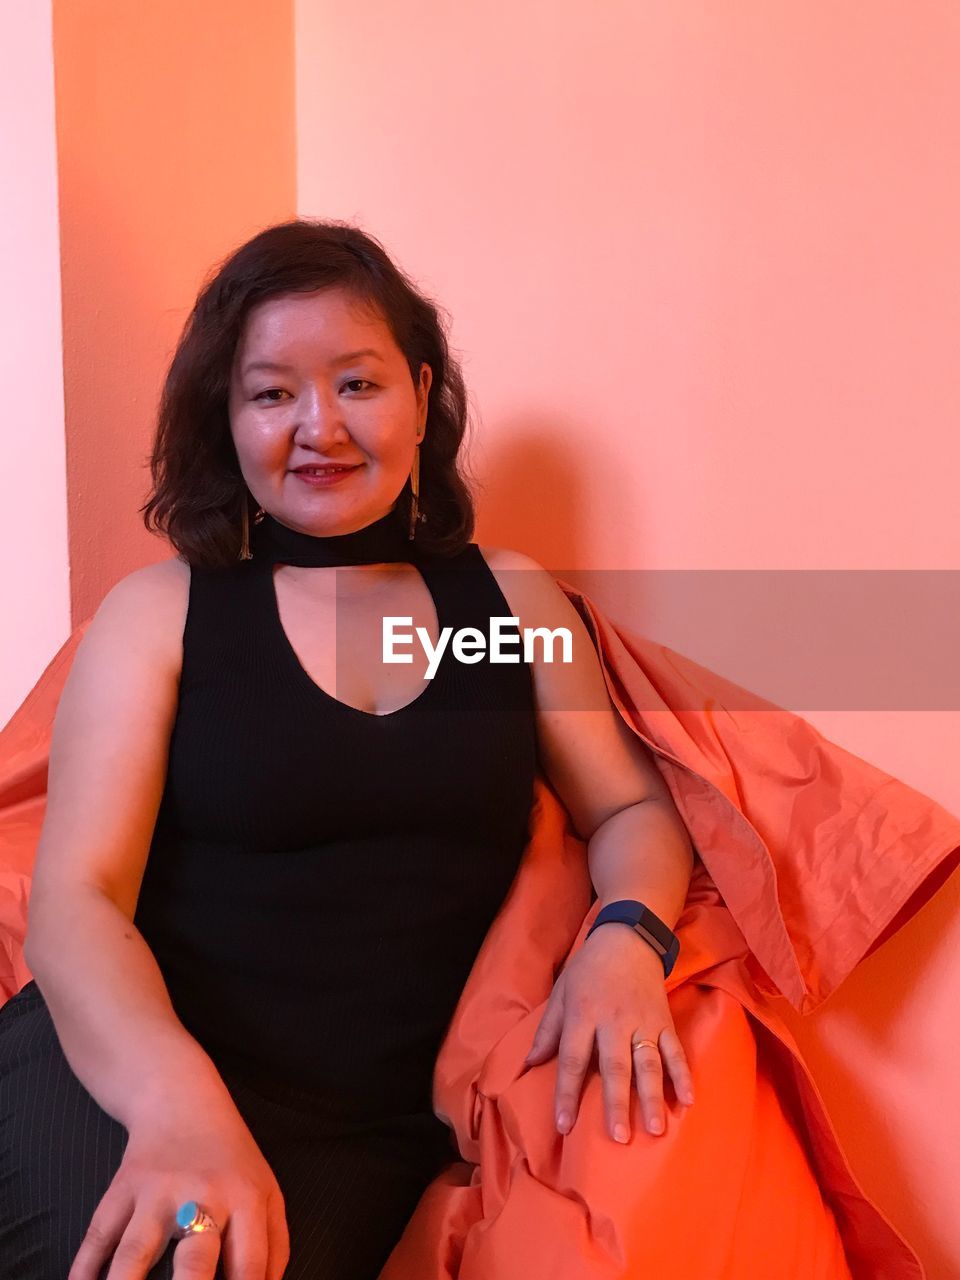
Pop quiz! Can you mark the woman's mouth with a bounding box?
[291,465,363,488]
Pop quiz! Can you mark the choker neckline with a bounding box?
[249,507,420,568]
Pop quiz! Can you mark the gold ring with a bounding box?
[630,1036,660,1053]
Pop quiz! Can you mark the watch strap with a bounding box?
[585,899,680,978]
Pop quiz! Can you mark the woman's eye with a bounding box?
[254,381,373,401]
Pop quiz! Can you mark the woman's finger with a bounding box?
[264,1184,292,1280]
[658,1022,696,1106]
[631,1033,667,1135]
[170,1224,222,1280]
[554,1013,595,1134]
[100,1200,174,1279]
[67,1184,134,1280]
[595,1022,636,1143]
[219,1194,269,1280]
[523,983,565,1065]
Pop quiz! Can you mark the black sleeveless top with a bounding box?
[132,541,538,1124]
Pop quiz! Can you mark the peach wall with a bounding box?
[295,0,959,818]
[52,0,297,628]
[0,0,70,729]
[294,2,960,1271]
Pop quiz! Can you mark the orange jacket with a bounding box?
[1,580,957,1278]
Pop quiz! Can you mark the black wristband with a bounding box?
[585,899,680,977]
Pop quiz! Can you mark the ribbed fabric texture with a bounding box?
[0,541,538,1278]
[134,542,537,1119]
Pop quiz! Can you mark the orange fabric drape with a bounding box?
[1,581,957,1278]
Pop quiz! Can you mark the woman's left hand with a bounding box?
[522,923,695,1142]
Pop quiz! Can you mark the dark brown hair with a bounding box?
[141,218,479,569]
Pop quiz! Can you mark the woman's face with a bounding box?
[228,287,431,535]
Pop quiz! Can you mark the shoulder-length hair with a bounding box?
[141,218,479,569]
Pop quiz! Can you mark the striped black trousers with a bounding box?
[0,982,455,1279]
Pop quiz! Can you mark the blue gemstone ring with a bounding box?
[174,1200,221,1239]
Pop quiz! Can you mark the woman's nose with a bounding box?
[293,390,349,446]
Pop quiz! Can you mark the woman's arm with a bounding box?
[585,797,694,929]
[23,562,236,1130]
[480,547,696,1141]
[480,546,695,920]
[25,885,236,1129]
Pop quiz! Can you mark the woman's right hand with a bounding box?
[66,1083,290,1280]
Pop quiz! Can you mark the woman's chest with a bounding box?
[162,690,536,852]
[269,562,444,718]
[159,553,539,852]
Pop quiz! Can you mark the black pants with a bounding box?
[0,982,455,1279]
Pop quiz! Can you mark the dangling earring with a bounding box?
[408,443,421,540]
[238,499,266,561]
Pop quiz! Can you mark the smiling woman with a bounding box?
[0,216,906,1280]
[0,218,559,1280]
[227,286,432,544]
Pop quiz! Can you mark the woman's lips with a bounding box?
[291,465,363,487]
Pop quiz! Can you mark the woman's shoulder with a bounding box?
[473,542,594,654]
[476,547,552,591]
[94,557,192,678]
[474,543,560,623]
[475,543,548,580]
[109,557,191,613]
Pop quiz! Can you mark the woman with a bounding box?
[0,220,699,1280]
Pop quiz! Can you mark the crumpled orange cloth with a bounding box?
[1,580,957,1279]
